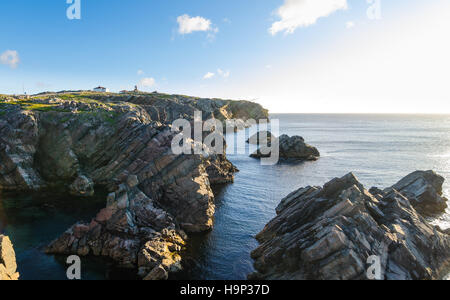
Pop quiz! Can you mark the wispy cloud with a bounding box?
[346,21,355,29]
[177,14,217,35]
[137,70,145,75]
[0,50,20,69]
[203,72,215,79]
[217,69,230,78]
[270,0,348,35]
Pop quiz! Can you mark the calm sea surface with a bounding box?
[1,114,450,280]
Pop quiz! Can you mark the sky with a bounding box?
[0,0,449,113]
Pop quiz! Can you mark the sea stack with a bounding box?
[251,134,320,161]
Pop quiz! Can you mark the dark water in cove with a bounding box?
[1,114,450,280]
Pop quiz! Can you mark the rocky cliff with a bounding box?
[250,171,450,280]
[0,92,268,279]
[0,235,19,280]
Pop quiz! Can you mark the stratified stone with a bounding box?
[1,92,267,279]
[250,172,450,280]
[387,170,448,216]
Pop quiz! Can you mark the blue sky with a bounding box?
[1,0,449,113]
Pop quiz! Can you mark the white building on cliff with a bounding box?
[93,86,109,93]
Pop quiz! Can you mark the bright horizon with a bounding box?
[1,0,449,114]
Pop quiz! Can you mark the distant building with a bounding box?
[93,86,109,93]
[120,90,128,94]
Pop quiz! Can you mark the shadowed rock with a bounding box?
[250,172,450,280]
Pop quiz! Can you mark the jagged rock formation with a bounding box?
[251,134,320,161]
[385,171,448,216]
[39,92,269,126]
[46,175,186,279]
[0,92,268,279]
[250,172,450,280]
[0,235,19,280]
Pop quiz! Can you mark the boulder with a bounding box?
[386,170,448,216]
[69,175,95,197]
[0,235,19,280]
[250,172,450,280]
[251,134,320,161]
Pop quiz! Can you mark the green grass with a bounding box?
[0,99,71,113]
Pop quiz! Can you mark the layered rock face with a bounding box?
[0,92,267,279]
[251,134,320,161]
[0,235,19,280]
[250,172,450,280]
[387,171,448,216]
[0,97,220,232]
[85,93,269,125]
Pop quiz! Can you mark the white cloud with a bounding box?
[346,21,355,29]
[137,70,144,75]
[0,50,20,69]
[139,77,156,88]
[269,0,348,35]
[203,72,215,79]
[177,14,215,35]
[217,69,230,78]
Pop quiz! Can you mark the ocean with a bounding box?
[1,114,450,280]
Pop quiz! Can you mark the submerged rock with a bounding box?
[250,172,450,280]
[250,134,320,162]
[0,235,19,280]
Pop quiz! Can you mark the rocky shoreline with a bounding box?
[250,171,450,280]
[0,91,267,280]
[1,92,450,281]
